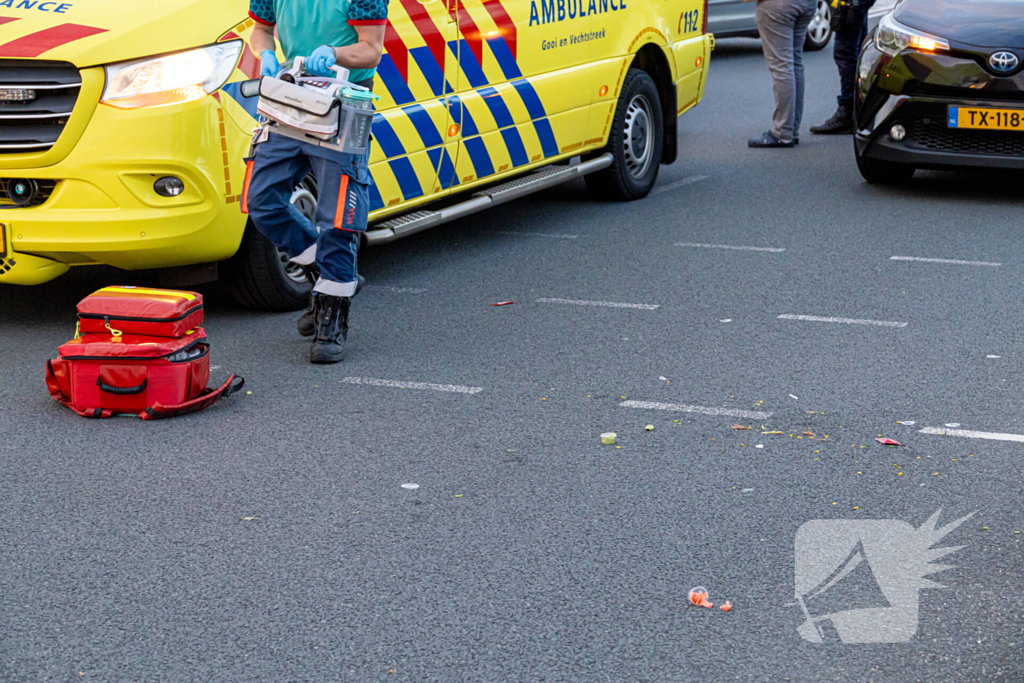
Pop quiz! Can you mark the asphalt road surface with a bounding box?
[3,41,1024,682]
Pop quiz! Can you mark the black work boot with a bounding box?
[810,104,854,135]
[298,274,364,337]
[310,294,351,364]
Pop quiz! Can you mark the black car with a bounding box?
[854,0,1024,184]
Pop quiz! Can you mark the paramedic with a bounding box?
[245,0,387,363]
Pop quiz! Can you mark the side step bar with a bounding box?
[364,153,613,246]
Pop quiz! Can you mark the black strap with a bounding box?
[222,375,245,398]
[96,376,148,395]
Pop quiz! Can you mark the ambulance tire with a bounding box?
[586,69,663,202]
[225,220,312,311]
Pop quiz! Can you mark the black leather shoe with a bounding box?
[810,105,854,134]
[748,131,794,148]
[298,274,364,337]
[310,294,351,364]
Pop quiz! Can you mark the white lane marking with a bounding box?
[650,174,709,196]
[778,314,908,328]
[890,256,1001,267]
[536,298,660,310]
[495,230,578,240]
[920,426,1024,443]
[365,285,428,294]
[620,400,772,420]
[342,377,483,394]
[676,242,786,253]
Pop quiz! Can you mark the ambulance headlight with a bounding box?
[101,41,243,109]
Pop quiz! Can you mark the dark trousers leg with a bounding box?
[834,12,868,107]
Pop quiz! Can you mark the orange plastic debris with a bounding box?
[731,425,751,430]
[720,601,732,612]
[876,438,901,446]
[688,587,713,608]
[803,431,814,436]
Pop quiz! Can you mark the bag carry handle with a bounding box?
[96,376,147,395]
[139,374,243,421]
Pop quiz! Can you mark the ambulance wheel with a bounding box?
[586,69,663,201]
[225,220,312,311]
[225,177,318,311]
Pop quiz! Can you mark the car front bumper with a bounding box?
[855,41,1024,171]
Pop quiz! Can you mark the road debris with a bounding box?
[601,432,617,445]
[762,430,782,435]
[755,444,764,449]
[720,601,732,612]
[945,423,961,428]
[645,424,654,431]
[897,420,915,425]
[731,425,751,430]
[803,431,814,436]
[491,301,514,306]
[689,587,713,608]
[876,438,901,446]
[241,517,259,521]
[401,483,420,490]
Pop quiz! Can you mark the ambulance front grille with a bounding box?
[0,60,81,154]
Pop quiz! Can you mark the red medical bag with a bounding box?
[77,286,204,337]
[47,287,243,420]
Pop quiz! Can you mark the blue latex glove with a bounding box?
[260,50,280,78]
[306,45,336,77]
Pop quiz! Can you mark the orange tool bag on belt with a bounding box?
[45,286,244,420]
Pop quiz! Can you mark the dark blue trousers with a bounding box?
[834,9,869,107]
[245,132,372,298]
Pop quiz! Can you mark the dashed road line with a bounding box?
[650,174,709,196]
[536,298,660,310]
[342,377,483,394]
[495,231,579,240]
[365,285,428,294]
[890,256,1001,267]
[621,400,772,420]
[919,426,1024,443]
[778,314,908,328]
[676,242,786,253]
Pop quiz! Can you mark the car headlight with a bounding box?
[101,41,243,109]
[876,13,949,57]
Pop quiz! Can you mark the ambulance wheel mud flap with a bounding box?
[586,69,663,202]
[224,176,318,311]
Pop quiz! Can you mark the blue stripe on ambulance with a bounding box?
[512,80,558,158]
[376,54,416,106]
[401,103,445,148]
[369,183,385,211]
[372,114,406,158]
[427,147,459,190]
[479,86,529,167]
[452,40,489,89]
[389,156,423,200]
[448,95,495,179]
[222,82,260,119]
[410,46,454,98]
[486,36,559,159]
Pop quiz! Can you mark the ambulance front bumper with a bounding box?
[0,86,250,285]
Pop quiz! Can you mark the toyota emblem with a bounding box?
[989,51,1020,74]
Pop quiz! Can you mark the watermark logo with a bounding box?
[794,509,974,643]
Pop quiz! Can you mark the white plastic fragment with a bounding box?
[601,432,617,445]
[645,425,654,431]
[789,394,799,400]
[945,423,961,428]
[401,483,420,490]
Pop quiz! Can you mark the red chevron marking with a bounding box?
[482,0,516,59]
[0,17,20,27]
[450,0,483,68]
[384,19,408,82]
[0,23,107,58]
[398,0,446,76]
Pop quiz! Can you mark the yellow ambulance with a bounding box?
[0,0,711,309]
